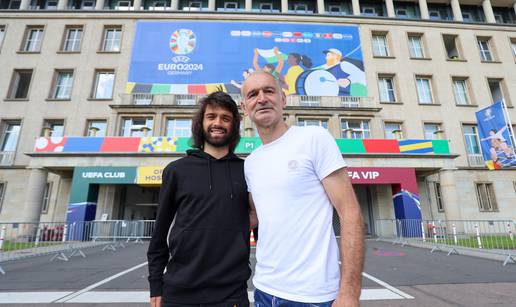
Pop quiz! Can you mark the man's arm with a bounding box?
[147,166,178,306]
[322,167,364,307]
[248,193,258,229]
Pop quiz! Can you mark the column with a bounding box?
[385,0,395,17]
[20,0,30,10]
[245,0,252,11]
[21,168,48,223]
[57,0,68,10]
[450,0,463,22]
[514,2,516,15]
[482,0,496,23]
[439,169,461,220]
[418,0,429,19]
[95,0,105,10]
[133,0,142,10]
[170,0,178,10]
[281,0,288,13]
[352,0,360,15]
[317,0,325,14]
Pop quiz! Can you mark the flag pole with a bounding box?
[500,99,516,153]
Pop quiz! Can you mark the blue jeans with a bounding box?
[254,288,333,307]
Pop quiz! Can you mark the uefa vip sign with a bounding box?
[127,21,367,97]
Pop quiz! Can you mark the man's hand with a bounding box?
[331,294,359,307]
[150,296,161,307]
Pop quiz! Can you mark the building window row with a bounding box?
[0,0,515,25]
[5,69,115,100]
[0,24,122,53]
[372,32,516,63]
[376,74,510,106]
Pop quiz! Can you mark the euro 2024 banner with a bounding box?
[475,101,516,170]
[127,21,367,97]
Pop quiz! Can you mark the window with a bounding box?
[396,9,408,18]
[116,0,131,10]
[149,0,166,10]
[341,119,370,139]
[185,0,202,10]
[462,12,472,22]
[328,5,341,13]
[8,0,21,9]
[166,119,192,137]
[101,26,122,52]
[372,33,389,57]
[415,76,434,104]
[7,69,33,100]
[293,3,308,12]
[443,34,461,60]
[62,26,82,52]
[378,75,396,102]
[41,182,52,214]
[86,120,107,137]
[362,6,377,16]
[384,122,403,139]
[224,1,238,9]
[50,70,74,100]
[297,119,328,129]
[424,123,442,140]
[92,70,115,99]
[121,117,154,137]
[46,0,58,9]
[429,10,440,20]
[434,182,444,212]
[0,26,5,51]
[477,37,493,61]
[22,26,44,52]
[452,78,471,105]
[487,78,507,104]
[511,38,516,58]
[475,182,498,212]
[260,3,273,11]
[463,124,483,166]
[42,120,64,137]
[81,0,95,9]
[0,182,5,212]
[1,121,21,165]
[408,34,424,58]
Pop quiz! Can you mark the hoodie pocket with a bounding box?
[165,228,251,288]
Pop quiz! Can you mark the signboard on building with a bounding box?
[475,101,516,170]
[128,21,366,97]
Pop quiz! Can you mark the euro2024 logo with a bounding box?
[170,29,196,63]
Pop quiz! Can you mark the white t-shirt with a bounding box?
[244,126,347,302]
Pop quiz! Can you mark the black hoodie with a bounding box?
[147,149,251,304]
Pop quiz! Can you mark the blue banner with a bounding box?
[475,101,516,170]
[128,21,366,97]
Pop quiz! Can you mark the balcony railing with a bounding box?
[0,151,15,166]
[119,93,375,108]
[467,154,485,167]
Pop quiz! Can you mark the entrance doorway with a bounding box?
[119,185,159,220]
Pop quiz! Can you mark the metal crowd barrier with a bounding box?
[0,220,155,275]
[375,219,516,266]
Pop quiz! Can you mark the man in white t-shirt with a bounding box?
[240,71,364,307]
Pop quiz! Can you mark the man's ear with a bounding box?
[241,101,248,116]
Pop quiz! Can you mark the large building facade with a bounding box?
[0,1,515,235]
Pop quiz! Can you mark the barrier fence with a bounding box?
[375,219,516,266]
[0,220,155,274]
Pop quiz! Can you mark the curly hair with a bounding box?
[190,91,241,153]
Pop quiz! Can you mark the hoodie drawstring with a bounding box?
[207,158,213,192]
[226,160,234,199]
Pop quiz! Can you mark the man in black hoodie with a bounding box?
[147,92,253,307]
